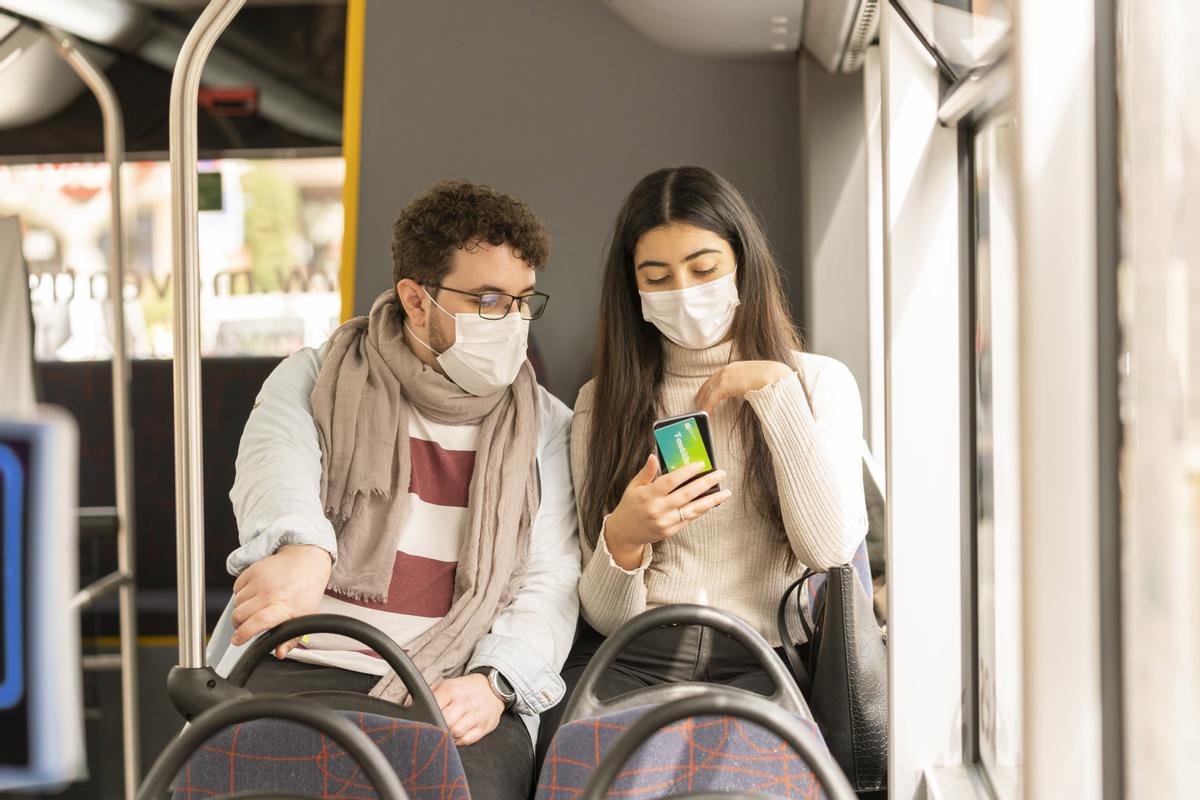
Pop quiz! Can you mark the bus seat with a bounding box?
[536,605,832,800]
[171,711,468,800]
[171,615,462,799]
[862,441,885,578]
[537,703,828,800]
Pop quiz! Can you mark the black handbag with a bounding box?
[777,565,888,793]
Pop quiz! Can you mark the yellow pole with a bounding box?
[339,0,366,321]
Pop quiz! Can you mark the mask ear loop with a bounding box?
[422,286,456,319]
[403,287,452,356]
[403,322,441,356]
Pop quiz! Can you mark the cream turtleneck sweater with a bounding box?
[570,339,868,646]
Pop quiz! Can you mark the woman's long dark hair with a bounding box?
[580,166,806,549]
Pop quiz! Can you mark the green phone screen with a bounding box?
[654,417,713,473]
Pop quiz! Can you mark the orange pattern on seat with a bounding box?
[173,712,470,800]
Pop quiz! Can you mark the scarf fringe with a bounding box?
[325,486,394,524]
[325,584,389,604]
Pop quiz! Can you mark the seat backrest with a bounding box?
[862,441,886,577]
[536,704,829,800]
[799,538,873,634]
[173,711,469,800]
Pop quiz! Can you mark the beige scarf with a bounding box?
[310,291,539,701]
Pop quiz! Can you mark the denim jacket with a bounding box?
[207,345,580,742]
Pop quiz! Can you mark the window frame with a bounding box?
[885,5,1020,797]
[883,0,1119,797]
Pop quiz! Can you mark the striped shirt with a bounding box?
[289,408,478,675]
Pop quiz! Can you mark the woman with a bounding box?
[536,166,867,761]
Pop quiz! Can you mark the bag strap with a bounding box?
[796,568,819,642]
[776,569,818,693]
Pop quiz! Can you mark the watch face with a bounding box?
[493,671,514,698]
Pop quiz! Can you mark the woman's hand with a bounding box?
[603,454,731,569]
[695,361,794,414]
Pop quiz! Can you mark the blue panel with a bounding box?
[0,444,24,711]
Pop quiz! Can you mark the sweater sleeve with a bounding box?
[744,357,868,569]
[570,381,652,635]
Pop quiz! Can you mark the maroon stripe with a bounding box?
[325,550,457,617]
[408,437,475,508]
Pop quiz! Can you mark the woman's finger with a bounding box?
[694,372,721,413]
[653,461,706,494]
[667,470,726,506]
[700,384,734,414]
[681,489,733,521]
[630,453,659,487]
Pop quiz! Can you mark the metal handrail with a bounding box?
[71,569,133,610]
[43,26,141,800]
[167,0,246,670]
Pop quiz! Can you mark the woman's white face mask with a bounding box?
[407,289,529,396]
[638,273,740,349]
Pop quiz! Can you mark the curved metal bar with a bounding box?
[223,614,447,731]
[137,696,409,800]
[578,692,856,800]
[168,0,246,669]
[42,26,142,800]
[559,604,810,724]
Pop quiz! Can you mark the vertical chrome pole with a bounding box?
[44,27,141,800]
[167,0,245,670]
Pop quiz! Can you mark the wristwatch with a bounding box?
[470,666,517,709]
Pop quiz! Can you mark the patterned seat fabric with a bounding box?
[172,711,469,800]
[536,705,830,800]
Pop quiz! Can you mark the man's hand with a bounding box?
[432,674,504,747]
[230,544,332,658]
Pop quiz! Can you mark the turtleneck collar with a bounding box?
[662,337,736,378]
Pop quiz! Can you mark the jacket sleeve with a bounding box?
[226,346,337,576]
[467,390,581,716]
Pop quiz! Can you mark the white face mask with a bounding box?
[638,273,741,349]
[407,289,530,396]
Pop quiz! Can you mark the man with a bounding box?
[212,180,580,800]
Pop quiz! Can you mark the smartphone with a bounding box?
[652,411,720,497]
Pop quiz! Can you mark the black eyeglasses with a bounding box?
[426,284,550,321]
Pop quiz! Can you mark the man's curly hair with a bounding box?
[390,179,550,292]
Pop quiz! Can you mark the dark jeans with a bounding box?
[534,619,791,773]
[246,656,534,800]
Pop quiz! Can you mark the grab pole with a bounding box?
[166,0,245,673]
[44,26,141,800]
